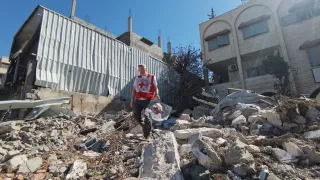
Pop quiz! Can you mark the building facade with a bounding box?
[0,56,10,86]
[200,0,320,98]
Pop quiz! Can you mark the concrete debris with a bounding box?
[303,129,320,139]
[18,157,43,173]
[232,115,246,126]
[0,94,318,179]
[272,148,298,163]
[66,160,87,179]
[139,132,184,180]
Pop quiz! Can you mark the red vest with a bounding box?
[135,74,155,99]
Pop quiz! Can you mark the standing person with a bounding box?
[130,64,160,139]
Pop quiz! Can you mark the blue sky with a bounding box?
[0,0,241,56]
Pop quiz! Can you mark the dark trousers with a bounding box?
[133,99,151,138]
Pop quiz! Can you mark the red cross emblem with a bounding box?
[153,107,164,115]
[138,81,146,89]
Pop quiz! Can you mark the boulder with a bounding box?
[294,115,306,124]
[139,132,184,180]
[0,121,21,135]
[174,128,223,140]
[232,115,246,126]
[303,129,320,139]
[306,108,320,122]
[272,148,298,163]
[259,110,282,128]
[66,160,87,179]
[6,155,28,169]
[282,141,303,157]
[180,114,191,121]
[18,157,43,173]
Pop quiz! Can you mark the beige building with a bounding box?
[200,0,320,98]
[0,56,10,86]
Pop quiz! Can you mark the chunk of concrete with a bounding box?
[232,115,246,126]
[191,147,220,171]
[306,108,320,122]
[192,106,210,119]
[174,128,223,140]
[66,160,87,179]
[232,163,255,176]
[4,150,20,161]
[258,165,269,180]
[216,138,227,145]
[282,141,303,157]
[175,120,192,127]
[225,144,254,166]
[272,148,298,163]
[139,132,184,180]
[101,121,116,134]
[259,110,282,128]
[0,121,21,135]
[301,145,320,164]
[248,115,263,123]
[18,157,43,173]
[180,114,191,121]
[6,155,28,169]
[246,145,260,153]
[267,173,280,180]
[179,144,192,157]
[228,110,242,120]
[304,129,320,139]
[294,115,306,124]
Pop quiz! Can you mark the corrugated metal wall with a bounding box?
[36,8,172,102]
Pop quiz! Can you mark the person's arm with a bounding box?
[153,76,160,100]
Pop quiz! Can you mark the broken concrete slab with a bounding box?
[259,109,282,128]
[303,129,320,139]
[282,141,303,157]
[175,120,192,128]
[272,148,298,163]
[139,132,184,180]
[3,150,20,161]
[0,121,21,135]
[225,144,254,166]
[294,115,306,124]
[246,145,260,153]
[301,145,320,164]
[6,154,28,169]
[179,144,192,157]
[18,157,43,173]
[232,163,255,176]
[174,128,223,140]
[232,115,246,126]
[191,146,220,172]
[66,160,87,179]
[228,110,242,120]
[180,114,191,121]
[101,121,116,134]
[192,106,210,120]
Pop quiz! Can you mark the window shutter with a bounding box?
[281,13,299,26]
[217,35,230,46]
[208,38,218,51]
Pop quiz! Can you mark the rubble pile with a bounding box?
[0,111,147,179]
[0,91,319,179]
[172,92,320,180]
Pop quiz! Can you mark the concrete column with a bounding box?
[70,0,76,18]
[128,16,132,32]
[158,36,162,48]
[271,9,297,94]
[167,41,171,53]
[231,26,245,89]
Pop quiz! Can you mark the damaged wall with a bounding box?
[33,7,172,103]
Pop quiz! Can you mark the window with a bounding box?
[208,34,230,51]
[281,13,299,26]
[242,20,269,39]
[247,67,259,78]
[308,45,320,67]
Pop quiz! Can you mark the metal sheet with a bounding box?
[0,97,70,110]
[36,8,173,102]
